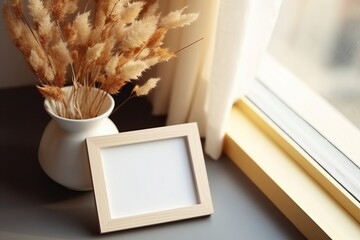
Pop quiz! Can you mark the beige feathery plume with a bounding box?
[52,0,79,22]
[101,76,126,94]
[73,11,91,45]
[137,48,151,59]
[116,54,129,67]
[119,1,144,24]
[44,66,55,82]
[105,55,119,77]
[144,57,159,67]
[146,28,167,48]
[38,14,52,39]
[121,15,158,50]
[140,0,158,17]
[28,0,53,43]
[119,60,148,80]
[152,48,176,62]
[63,0,79,16]
[29,49,55,82]
[50,41,72,65]
[134,78,160,96]
[37,85,64,101]
[3,3,23,44]
[111,22,126,43]
[97,36,116,64]
[28,0,47,23]
[86,43,105,63]
[94,0,107,26]
[22,23,41,55]
[87,25,104,47]
[10,0,23,17]
[63,21,76,44]
[160,7,198,29]
[29,49,45,72]
[51,0,65,20]
[50,40,72,86]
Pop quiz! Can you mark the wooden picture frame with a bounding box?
[86,123,213,233]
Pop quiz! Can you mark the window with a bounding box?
[225,0,360,239]
[258,0,360,201]
[268,0,360,129]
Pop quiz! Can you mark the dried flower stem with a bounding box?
[175,37,204,54]
[111,92,136,116]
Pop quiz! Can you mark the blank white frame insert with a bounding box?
[86,123,213,233]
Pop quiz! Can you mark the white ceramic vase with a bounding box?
[38,87,118,191]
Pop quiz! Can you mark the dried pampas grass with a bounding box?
[3,0,198,119]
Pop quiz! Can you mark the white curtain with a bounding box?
[151,0,283,159]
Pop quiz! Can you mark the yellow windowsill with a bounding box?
[224,103,360,240]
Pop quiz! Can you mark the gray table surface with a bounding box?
[0,86,305,239]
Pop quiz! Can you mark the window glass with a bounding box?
[268,0,360,128]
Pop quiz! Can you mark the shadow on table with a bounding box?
[0,86,167,238]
